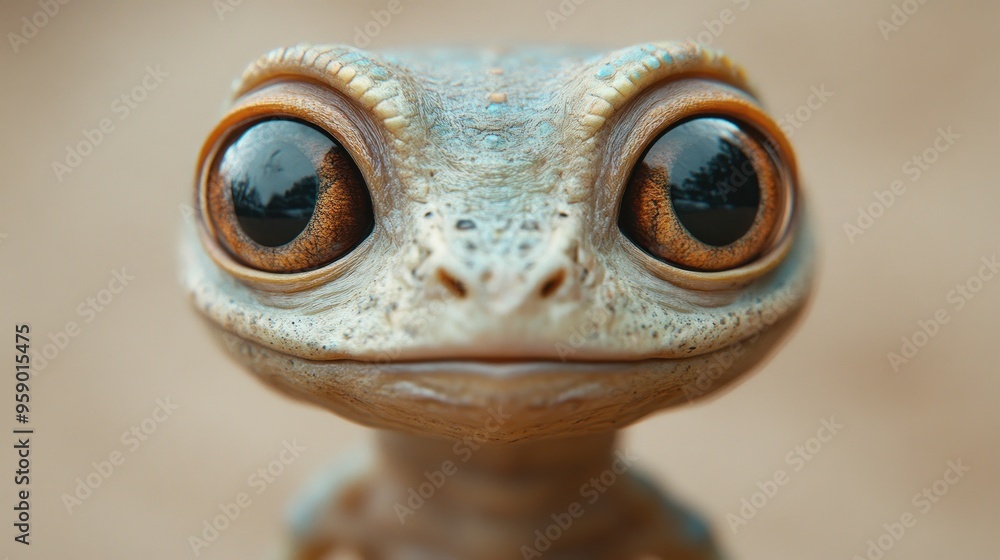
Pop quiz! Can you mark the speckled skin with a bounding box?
[183,42,813,559]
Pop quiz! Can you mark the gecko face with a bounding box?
[183,43,813,442]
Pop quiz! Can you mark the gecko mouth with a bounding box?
[209,321,799,442]
[216,323,773,379]
[344,358,648,377]
[207,308,806,378]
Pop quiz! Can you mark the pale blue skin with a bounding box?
[184,41,812,559]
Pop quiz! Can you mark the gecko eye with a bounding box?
[205,118,373,273]
[618,117,788,272]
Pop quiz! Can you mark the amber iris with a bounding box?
[619,117,786,272]
[206,119,373,273]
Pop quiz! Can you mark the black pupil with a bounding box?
[223,120,331,247]
[663,119,761,247]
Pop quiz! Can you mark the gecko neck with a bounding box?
[372,430,644,558]
[303,429,720,558]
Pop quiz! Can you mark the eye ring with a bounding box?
[618,115,790,272]
[203,117,374,274]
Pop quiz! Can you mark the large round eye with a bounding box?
[205,119,373,273]
[619,117,788,272]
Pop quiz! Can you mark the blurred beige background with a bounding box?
[1,1,998,558]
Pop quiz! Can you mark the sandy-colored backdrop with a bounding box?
[1,1,997,558]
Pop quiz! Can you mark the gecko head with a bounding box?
[182,42,814,442]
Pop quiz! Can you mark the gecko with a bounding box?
[182,41,813,559]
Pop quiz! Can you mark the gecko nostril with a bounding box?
[436,268,468,298]
[539,269,566,299]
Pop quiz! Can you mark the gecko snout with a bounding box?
[432,260,570,300]
[415,210,590,313]
[429,251,580,313]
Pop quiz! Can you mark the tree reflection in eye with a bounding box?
[222,120,332,247]
[664,119,761,247]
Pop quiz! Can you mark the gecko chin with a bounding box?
[206,310,800,443]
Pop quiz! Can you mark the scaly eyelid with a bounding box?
[196,81,405,232]
[203,81,386,189]
[595,78,800,290]
[230,45,422,144]
[598,78,796,220]
[569,41,753,143]
[195,83,387,281]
